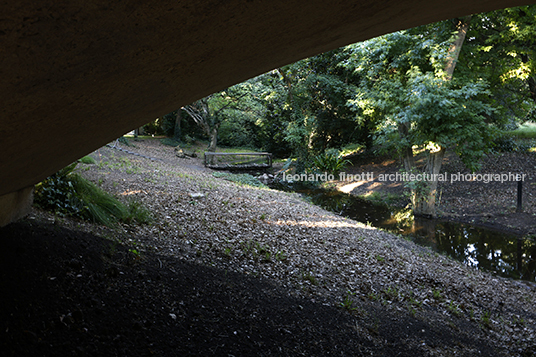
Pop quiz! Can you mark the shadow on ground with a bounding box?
[0,219,501,356]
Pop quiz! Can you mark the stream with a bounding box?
[292,187,536,282]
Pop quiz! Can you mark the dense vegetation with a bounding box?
[155,7,535,152]
[146,5,534,216]
[44,5,534,218]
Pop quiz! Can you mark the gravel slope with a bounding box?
[3,138,535,356]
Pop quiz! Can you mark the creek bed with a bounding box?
[277,185,536,282]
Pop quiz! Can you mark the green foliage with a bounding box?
[141,119,161,136]
[464,6,536,122]
[78,155,96,165]
[69,174,128,226]
[339,143,364,156]
[240,240,275,262]
[340,291,359,312]
[34,163,152,226]
[172,6,536,169]
[507,122,536,139]
[492,127,536,152]
[493,136,521,152]
[183,77,267,151]
[118,136,131,146]
[481,311,492,328]
[161,110,180,138]
[34,162,81,217]
[124,198,153,225]
[218,108,261,148]
[212,172,267,188]
[301,271,318,285]
[357,70,494,169]
[383,286,399,300]
[432,288,443,300]
[254,50,363,158]
[312,149,351,176]
[144,111,199,139]
[274,250,287,261]
[448,301,462,317]
[256,105,293,157]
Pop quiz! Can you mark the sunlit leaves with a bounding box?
[342,23,497,172]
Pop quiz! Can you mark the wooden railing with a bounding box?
[204,152,272,169]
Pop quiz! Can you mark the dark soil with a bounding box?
[1,218,506,357]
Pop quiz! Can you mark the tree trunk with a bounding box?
[206,124,219,165]
[445,16,471,80]
[207,126,218,152]
[174,110,182,141]
[412,147,445,217]
[407,17,470,217]
[397,123,416,172]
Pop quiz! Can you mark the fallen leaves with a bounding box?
[72,140,536,355]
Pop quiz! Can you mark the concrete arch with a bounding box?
[0,0,531,224]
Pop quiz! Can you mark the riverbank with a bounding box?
[336,150,536,237]
[1,138,536,356]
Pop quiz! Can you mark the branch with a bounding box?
[182,105,210,134]
[213,92,248,116]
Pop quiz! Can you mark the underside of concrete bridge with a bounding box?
[0,0,532,225]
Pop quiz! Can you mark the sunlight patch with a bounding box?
[272,219,375,230]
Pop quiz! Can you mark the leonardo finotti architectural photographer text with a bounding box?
[282,171,526,184]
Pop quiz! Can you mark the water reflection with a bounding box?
[303,189,536,282]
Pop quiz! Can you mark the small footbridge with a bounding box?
[204,152,272,170]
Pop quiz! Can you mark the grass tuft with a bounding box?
[35,163,152,227]
[79,155,97,165]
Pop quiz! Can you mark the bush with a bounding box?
[312,149,351,176]
[218,111,261,149]
[124,199,153,225]
[34,163,152,226]
[78,155,96,165]
[34,162,82,217]
[69,174,130,226]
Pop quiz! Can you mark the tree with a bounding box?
[182,84,254,152]
[343,19,496,217]
[255,51,361,169]
[463,6,536,122]
[182,96,221,152]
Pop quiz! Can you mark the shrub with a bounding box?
[78,155,96,165]
[313,149,351,176]
[121,136,132,146]
[34,163,152,226]
[34,162,82,217]
[69,174,129,226]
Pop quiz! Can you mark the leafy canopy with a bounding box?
[342,28,497,171]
